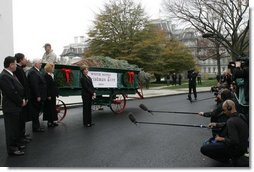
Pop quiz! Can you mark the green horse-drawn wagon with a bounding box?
[53,64,143,121]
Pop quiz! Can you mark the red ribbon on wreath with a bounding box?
[62,68,72,84]
[127,72,135,84]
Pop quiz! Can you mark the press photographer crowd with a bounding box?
[198,58,249,166]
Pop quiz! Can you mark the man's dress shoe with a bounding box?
[8,150,25,156]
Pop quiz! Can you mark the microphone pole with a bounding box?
[139,104,197,115]
[147,110,197,115]
[128,113,209,129]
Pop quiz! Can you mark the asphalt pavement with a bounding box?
[0,88,249,168]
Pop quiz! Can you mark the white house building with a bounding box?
[60,36,87,65]
[151,19,230,78]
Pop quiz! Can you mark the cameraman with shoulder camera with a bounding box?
[232,59,249,105]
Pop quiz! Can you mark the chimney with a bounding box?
[74,36,78,44]
[80,36,85,43]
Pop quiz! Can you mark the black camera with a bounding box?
[236,56,249,68]
[228,61,236,69]
[211,86,219,93]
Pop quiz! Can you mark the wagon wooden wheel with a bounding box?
[110,93,126,114]
[56,99,67,122]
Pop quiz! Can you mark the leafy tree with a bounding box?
[126,25,195,81]
[161,39,195,74]
[122,25,166,72]
[86,0,149,58]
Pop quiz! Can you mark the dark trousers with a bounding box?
[19,108,27,138]
[173,79,177,86]
[201,140,245,162]
[43,98,57,123]
[31,101,43,129]
[3,112,21,153]
[201,141,230,162]
[197,78,202,85]
[188,85,197,99]
[82,96,92,125]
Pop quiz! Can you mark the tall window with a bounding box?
[203,67,206,73]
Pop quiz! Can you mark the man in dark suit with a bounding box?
[27,59,47,132]
[172,73,177,86]
[14,53,32,142]
[0,56,27,156]
[187,69,198,101]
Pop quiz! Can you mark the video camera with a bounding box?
[227,61,236,70]
[187,69,194,74]
[236,58,249,69]
[211,86,219,96]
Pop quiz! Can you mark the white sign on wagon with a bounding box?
[88,71,117,88]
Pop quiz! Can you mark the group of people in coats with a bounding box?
[0,54,59,156]
[0,51,96,156]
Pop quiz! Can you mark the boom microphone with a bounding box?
[139,104,197,115]
[128,113,209,129]
[128,113,137,125]
[139,104,154,115]
[139,104,149,111]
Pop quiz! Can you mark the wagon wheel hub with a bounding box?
[110,93,126,114]
[113,100,123,104]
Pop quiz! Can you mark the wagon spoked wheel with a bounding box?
[56,99,67,122]
[110,93,126,114]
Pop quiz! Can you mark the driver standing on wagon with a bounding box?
[42,43,57,64]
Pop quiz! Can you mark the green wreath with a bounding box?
[122,72,135,87]
[55,70,74,87]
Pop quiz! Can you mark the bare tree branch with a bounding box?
[163,0,249,60]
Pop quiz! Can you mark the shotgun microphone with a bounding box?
[139,104,149,111]
[139,104,197,115]
[128,113,137,125]
[139,104,154,115]
[128,112,209,129]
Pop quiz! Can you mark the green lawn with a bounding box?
[149,79,217,89]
